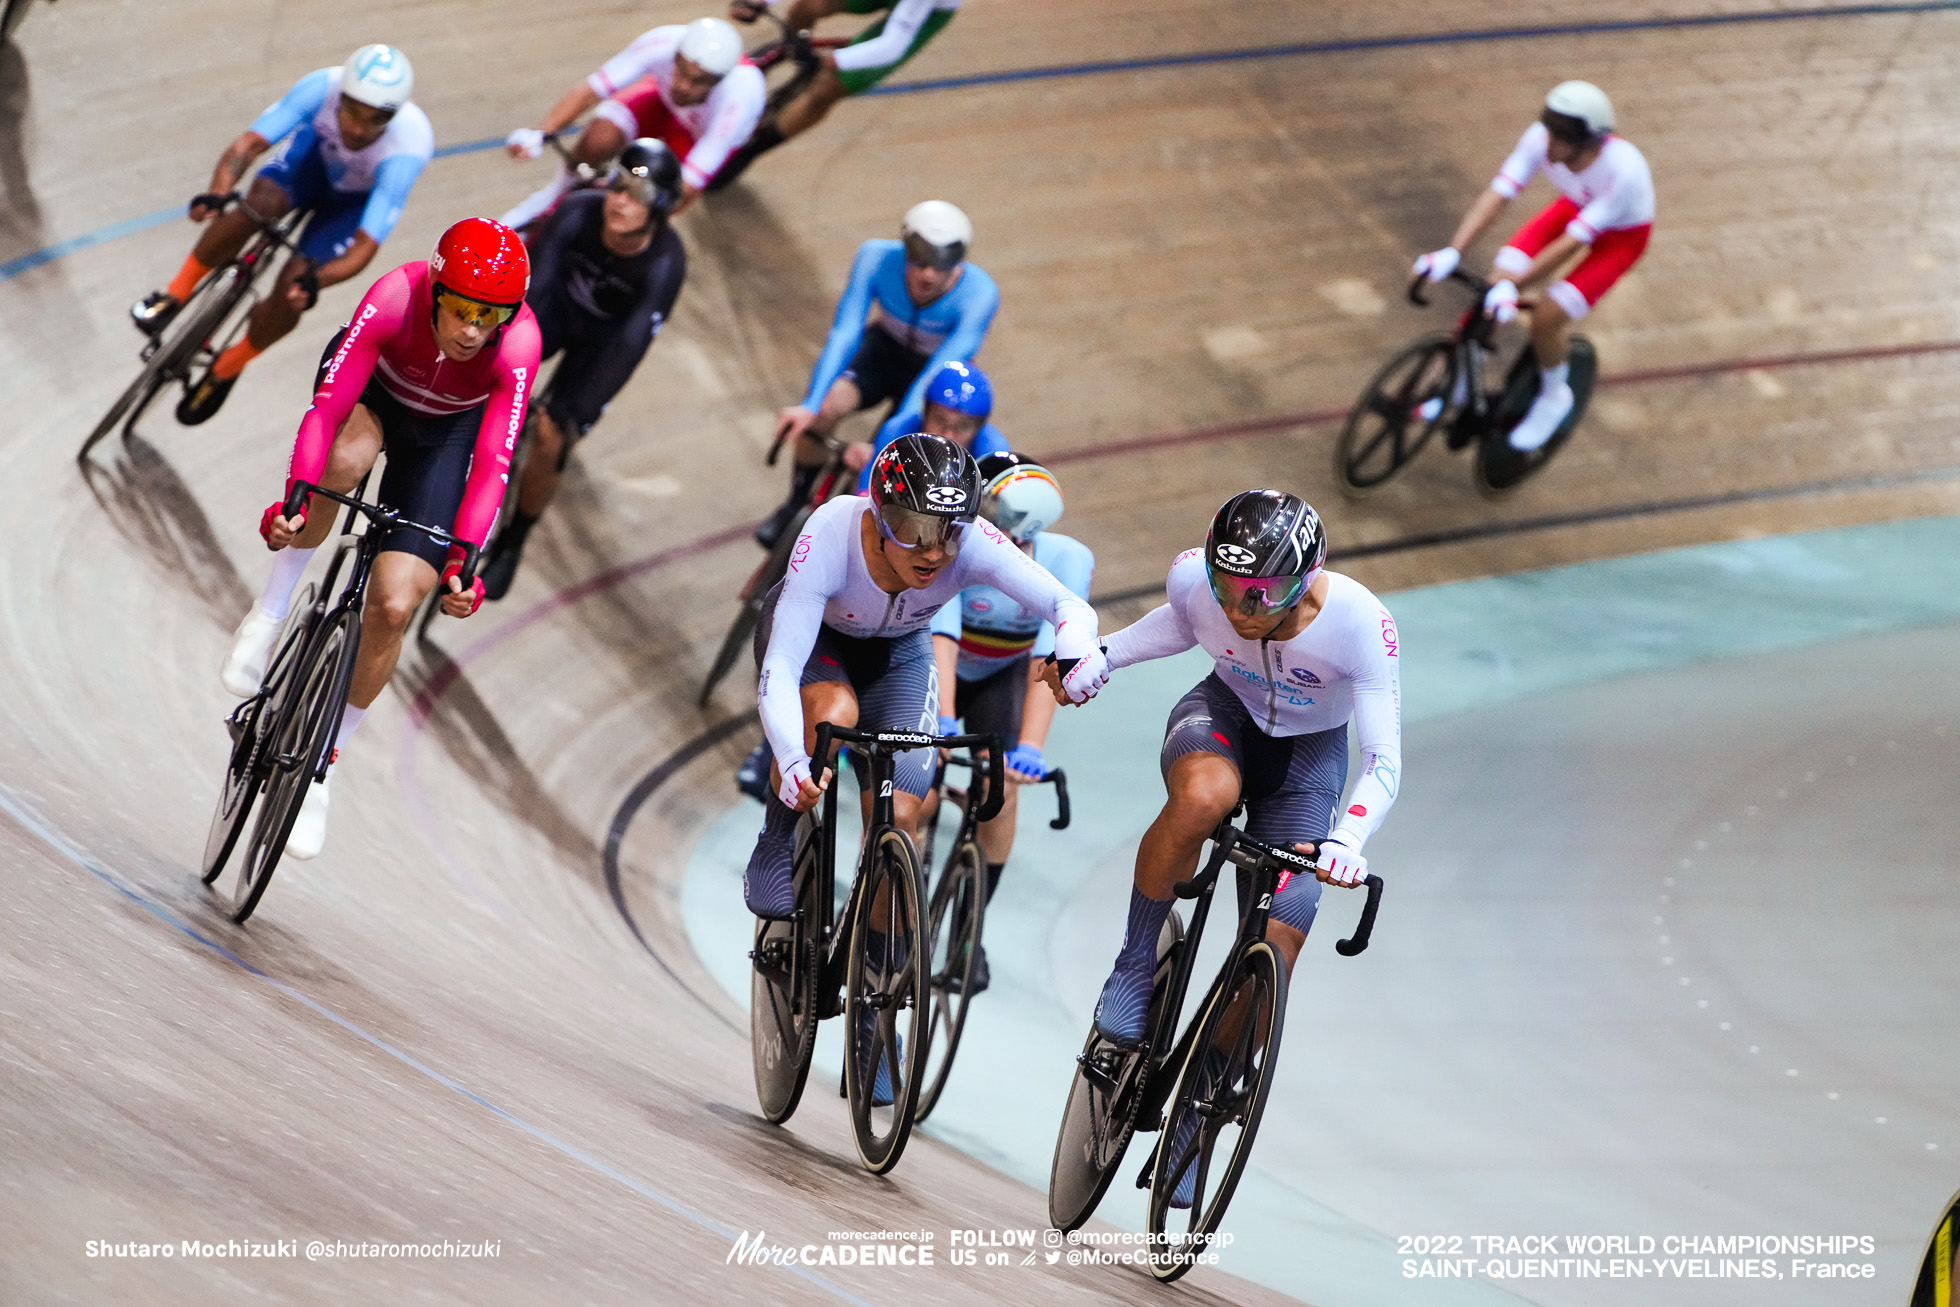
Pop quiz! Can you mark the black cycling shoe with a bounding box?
[945,942,989,995]
[752,497,801,550]
[706,122,784,193]
[735,742,770,802]
[130,290,182,336]
[175,370,236,426]
[479,531,526,602]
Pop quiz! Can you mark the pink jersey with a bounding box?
[587,25,766,190]
[1492,122,1655,242]
[290,261,542,551]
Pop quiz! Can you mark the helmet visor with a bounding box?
[1208,569,1310,618]
[1539,108,1595,145]
[875,502,966,553]
[902,232,966,271]
[434,286,518,329]
[608,168,668,212]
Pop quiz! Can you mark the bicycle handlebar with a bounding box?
[815,723,1008,822]
[1335,874,1385,956]
[283,480,480,586]
[1407,267,1494,308]
[940,755,1070,828]
[1174,821,1383,956]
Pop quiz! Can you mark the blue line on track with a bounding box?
[3,1,1952,285]
[865,1,1960,95]
[0,786,876,1307]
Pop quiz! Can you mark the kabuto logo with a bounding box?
[925,486,968,508]
[1213,543,1257,572]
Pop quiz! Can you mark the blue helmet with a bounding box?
[924,360,992,418]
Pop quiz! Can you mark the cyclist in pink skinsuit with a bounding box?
[219,218,543,862]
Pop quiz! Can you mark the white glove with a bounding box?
[1483,279,1520,324]
[777,756,814,809]
[506,128,546,160]
[1315,836,1368,888]
[1060,646,1110,705]
[1412,247,1460,283]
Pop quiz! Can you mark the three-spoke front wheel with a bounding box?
[1334,333,1459,495]
[843,827,930,1173]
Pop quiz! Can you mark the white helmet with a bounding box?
[678,17,742,78]
[341,44,414,114]
[900,200,971,269]
[1544,80,1613,138]
[978,453,1064,542]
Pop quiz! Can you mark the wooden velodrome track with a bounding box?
[2,1,1957,1302]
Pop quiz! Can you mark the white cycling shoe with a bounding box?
[285,772,331,861]
[220,606,283,698]
[1507,382,1574,452]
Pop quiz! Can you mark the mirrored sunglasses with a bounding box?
[902,232,966,271]
[434,286,518,330]
[876,502,966,553]
[1208,569,1310,618]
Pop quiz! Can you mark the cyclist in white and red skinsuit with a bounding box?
[1413,80,1654,453]
[502,17,765,226]
[220,218,543,861]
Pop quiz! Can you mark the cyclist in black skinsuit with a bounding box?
[480,139,690,600]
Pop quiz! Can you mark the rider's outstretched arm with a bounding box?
[453,316,544,552]
[960,523,1098,661]
[799,242,882,410]
[830,0,939,76]
[1325,610,1403,851]
[755,510,850,775]
[286,270,406,497]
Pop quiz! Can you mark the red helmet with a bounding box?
[429,217,529,306]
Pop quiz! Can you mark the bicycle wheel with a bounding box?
[1475,336,1597,495]
[1334,333,1458,495]
[751,812,824,1122]
[1147,939,1288,1282]
[79,266,244,458]
[201,586,318,882]
[913,838,984,1123]
[699,503,810,707]
[842,826,930,1173]
[223,607,353,923]
[1048,909,1185,1231]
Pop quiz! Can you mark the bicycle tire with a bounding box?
[1047,909,1185,1231]
[1147,939,1288,1282]
[913,839,985,1123]
[842,826,930,1174]
[201,585,318,882]
[751,813,824,1122]
[699,501,811,706]
[1473,336,1597,495]
[1334,333,1458,495]
[81,265,252,458]
[224,606,353,923]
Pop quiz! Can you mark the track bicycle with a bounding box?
[912,751,1070,1123]
[80,193,306,458]
[698,430,851,706]
[1047,814,1384,1282]
[705,4,850,191]
[749,721,1003,1173]
[200,478,479,923]
[1335,268,1597,496]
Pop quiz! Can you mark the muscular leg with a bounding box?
[1135,753,1242,899]
[234,253,315,356]
[776,66,848,141]
[349,552,440,709]
[1528,295,1572,369]
[796,374,862,463]
[572,117,626,169]
[780,0,844,27]
[190,175,292,270]
[516,410,570,517]
[976,778,1019,864]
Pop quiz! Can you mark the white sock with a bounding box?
[1541,361,1571,396]
[336,703,367,752]
[256,546,318,621]
[498,164,576,229]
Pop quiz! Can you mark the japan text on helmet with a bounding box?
[1204,490,1327,618]
[900,200,971,271]
[430,218,531,308]
[869,433,979,551]
[341,45,414,114]
[608,138,683,221]
[678,16,743,78]
[1542,80,1614,143]
[924,360,992,418]
[977,452,1064,542]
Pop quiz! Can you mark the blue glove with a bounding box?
[1005,742,1048,780]
[937,715,959,736]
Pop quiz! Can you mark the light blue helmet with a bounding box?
[924,360,992,418]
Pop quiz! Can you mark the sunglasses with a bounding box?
[1208,569,1312,618]
[902,232,966,271]
[434,286,518,330]
[875,502,966,554]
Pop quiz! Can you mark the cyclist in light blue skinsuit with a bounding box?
[925,453,1092,993]
[755,200,998,547]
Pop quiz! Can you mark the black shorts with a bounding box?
[952,657,1029,751]
[754,582,940,797]
[839,323,931,413]
[315,327,485,569]
[528,293,634,441]
[1160,674,1349,935]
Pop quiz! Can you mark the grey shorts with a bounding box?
[1161,674,1349,935]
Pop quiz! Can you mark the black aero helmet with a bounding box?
[607,138,682,221]
[868,432,979,551]
[1205,489,1327,617]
